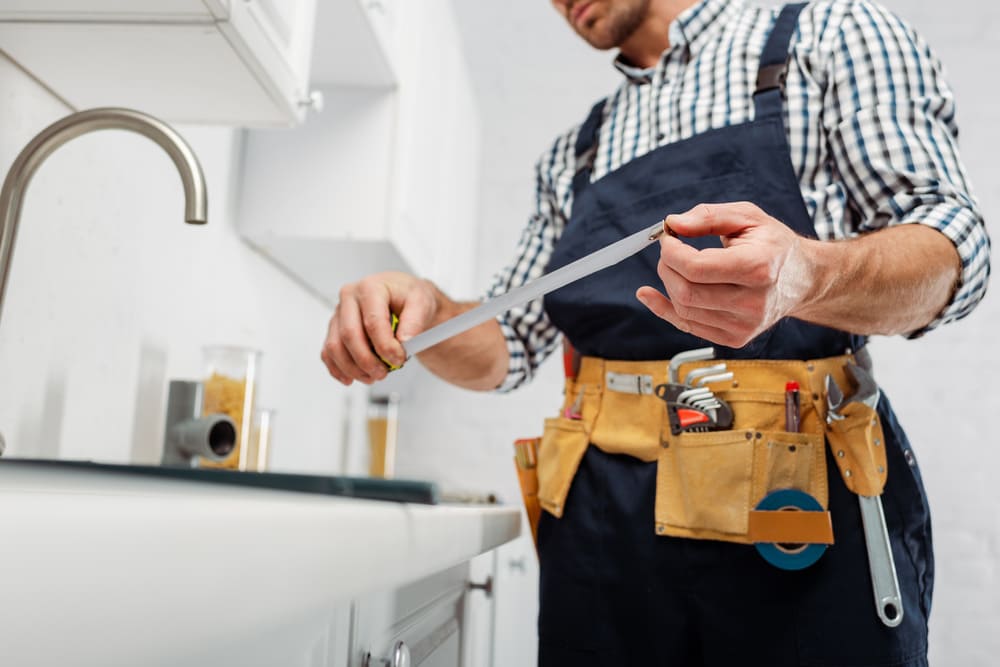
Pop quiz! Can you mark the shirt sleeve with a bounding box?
[820,0,990,336]
[482,132,576,392]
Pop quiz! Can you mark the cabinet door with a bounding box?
[0,0,315,125]
[461,552,496,667]
[230,0,315,91]
[0,0,221,20]
[491,536,539,666]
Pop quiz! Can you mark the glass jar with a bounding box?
[247,407,275,472]
[366,393,399,478]
[199,345,261,470]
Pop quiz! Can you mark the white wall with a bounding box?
[400,1,998,665]
[0,53,352,475]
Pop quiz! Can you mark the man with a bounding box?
[321,0,990,664]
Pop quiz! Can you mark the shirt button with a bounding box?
[657,133,666,142]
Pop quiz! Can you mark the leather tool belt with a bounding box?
[527,352,889,547]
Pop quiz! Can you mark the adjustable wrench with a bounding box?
[828,365,904,628]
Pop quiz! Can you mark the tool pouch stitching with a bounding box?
[825,401,889,497]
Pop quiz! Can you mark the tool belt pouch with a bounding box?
[512,438,542,550]
[536,381,600,519]
[825,402,888,497]
[654,387,830,545]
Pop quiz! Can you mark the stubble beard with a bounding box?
[577,0,650,50]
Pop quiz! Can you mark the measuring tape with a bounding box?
[400,220,668,358]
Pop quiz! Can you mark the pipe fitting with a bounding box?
[162,380,236,466]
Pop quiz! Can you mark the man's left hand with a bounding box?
[636,202,815,348]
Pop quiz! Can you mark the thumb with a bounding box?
[394,288,436,343]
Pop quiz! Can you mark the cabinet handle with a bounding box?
[467,575,493,598]
[298,90,325,114]
[508,557,527,572]
[364,617,458,667]
[363,641,409,667]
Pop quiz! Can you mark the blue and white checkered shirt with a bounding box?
[486,0,991,392]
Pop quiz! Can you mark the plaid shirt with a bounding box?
[486,0,991,392]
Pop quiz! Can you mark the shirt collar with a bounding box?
[613,0,746,82]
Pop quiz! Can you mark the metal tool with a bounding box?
[825,373,845,423]
[827,368,904,628]
[656,348,734,435]
[668,347,715,384]
[400,220,667,357]
[683,363,728,387]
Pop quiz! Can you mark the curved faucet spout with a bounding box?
[0,107,208,328]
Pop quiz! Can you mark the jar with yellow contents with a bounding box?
[199,345,261,470]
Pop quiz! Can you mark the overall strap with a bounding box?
[754,3,807,119]
[572,98,607,196]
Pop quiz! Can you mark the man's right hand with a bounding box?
[320,271,440,385]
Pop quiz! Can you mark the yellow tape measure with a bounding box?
[378,313,402,371]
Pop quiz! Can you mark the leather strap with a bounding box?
[748,509,835,544]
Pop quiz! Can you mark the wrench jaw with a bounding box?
[845,361,881,410]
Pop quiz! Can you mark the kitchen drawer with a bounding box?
[352,562,470,667]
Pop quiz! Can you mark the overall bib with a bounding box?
[537,5,934,665]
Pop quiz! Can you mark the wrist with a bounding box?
[789,237,836,321]
[425,280,461,327]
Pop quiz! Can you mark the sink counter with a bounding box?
[0,461,521,666]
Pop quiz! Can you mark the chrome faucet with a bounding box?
[0,107,208,328]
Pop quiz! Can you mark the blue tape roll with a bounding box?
[753,488,828,571]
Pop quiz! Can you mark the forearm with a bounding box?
[793,224,961,336]
[413,286,509,391]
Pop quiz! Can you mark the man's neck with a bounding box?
[618,0,700,69]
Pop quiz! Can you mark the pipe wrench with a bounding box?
[827,363,904,628]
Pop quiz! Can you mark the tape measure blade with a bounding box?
[402,222,662,357]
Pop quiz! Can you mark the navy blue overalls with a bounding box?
[538,5,934,665]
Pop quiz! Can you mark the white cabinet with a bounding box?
[239,0,481,300]
[0,0,319,126]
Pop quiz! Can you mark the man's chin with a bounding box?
[576,25,619,50]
